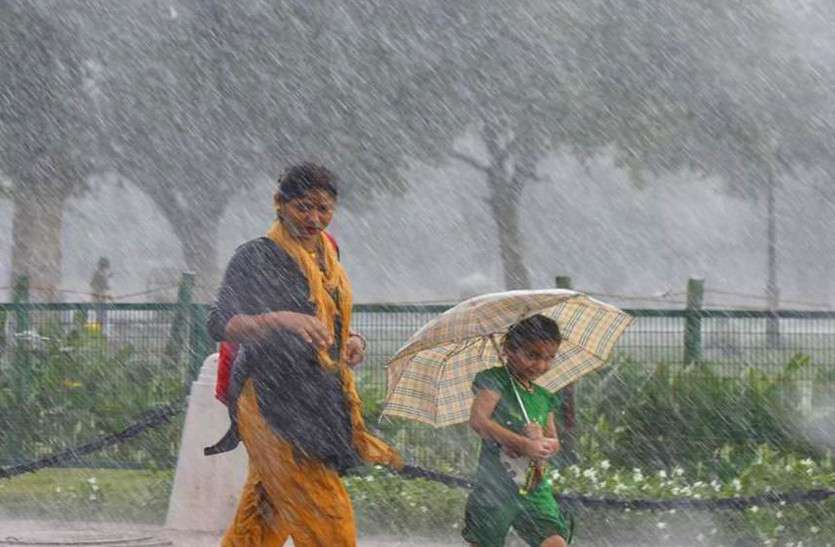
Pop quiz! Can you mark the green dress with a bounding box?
[462,366,570,547]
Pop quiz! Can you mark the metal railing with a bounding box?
[3,275,835,470]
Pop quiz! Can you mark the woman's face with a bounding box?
[505,339,560,383]
[278,188,337,247]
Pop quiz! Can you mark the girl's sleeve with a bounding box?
[472,369,503,395]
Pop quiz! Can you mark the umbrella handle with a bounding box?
[489,335,531,424]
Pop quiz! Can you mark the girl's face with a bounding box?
[505,339,560,383]
[277,188,336,248]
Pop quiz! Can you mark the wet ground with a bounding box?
[0,519,460,547]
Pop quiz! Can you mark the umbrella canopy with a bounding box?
[382,289,633,427]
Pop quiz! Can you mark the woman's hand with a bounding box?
[259,311,333,349]
[345,334,366,367]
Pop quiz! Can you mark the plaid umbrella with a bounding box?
[382,289,633,427]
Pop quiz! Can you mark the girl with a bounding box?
[463,314,570,547]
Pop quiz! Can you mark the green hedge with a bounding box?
[575,354,829,471]
[0,316,186,468]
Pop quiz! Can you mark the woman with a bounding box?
[206,162,401,546]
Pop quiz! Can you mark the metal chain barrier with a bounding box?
[393,466,835,510]
[0,403,184,480]
[2,404,834,511]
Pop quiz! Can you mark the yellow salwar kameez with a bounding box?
[210,221,401,546]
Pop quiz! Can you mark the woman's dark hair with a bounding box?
[504,314,561,351]
[275,162,339,202]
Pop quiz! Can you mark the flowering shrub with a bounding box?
[343,446,835,544]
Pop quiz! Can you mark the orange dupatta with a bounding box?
[265,220,402,469]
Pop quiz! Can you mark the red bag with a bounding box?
[215,341,237,405]
[214,231,340,405]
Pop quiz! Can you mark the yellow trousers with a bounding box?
[221,381,357,547]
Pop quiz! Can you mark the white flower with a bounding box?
[55,487,62,493]
[364,475,375,482]
[776,511,783,519]
[749,505,758,513]
[656,521,667,530]
[569,465,581,476]
[657,470,668,479]
[774,525,785,532]
[696,533,705,542]
[673,466,684,477]
[87,477,97,484]
[711,480,721,492]
[88,494,97,501]
[600,460,611,470]
[811,526,820,534]
[420,506,428,513]
[582,468,597,480]
[731,478,741,492]
[800,458,814,467]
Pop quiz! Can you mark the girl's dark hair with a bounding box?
[275,162,339,202]
[504,314,561,351]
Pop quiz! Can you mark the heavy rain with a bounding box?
[1,0,835,545]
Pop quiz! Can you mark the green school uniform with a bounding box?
[462,366,570,547]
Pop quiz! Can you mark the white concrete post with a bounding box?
[165,353,247,532]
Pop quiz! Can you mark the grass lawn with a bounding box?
[0,468,173,523]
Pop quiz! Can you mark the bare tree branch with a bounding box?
[450,151,490,174]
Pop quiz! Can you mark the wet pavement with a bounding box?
[0,519,461,547]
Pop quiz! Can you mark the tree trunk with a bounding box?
[171,213,221,303]
[486,167,530,290]
[10,186,66,302]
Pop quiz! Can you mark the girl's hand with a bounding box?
[542,437,559,457]
[523,422,544,440]
[523,438,554,460]
[345,334,366,367]
[260,311,333,349]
